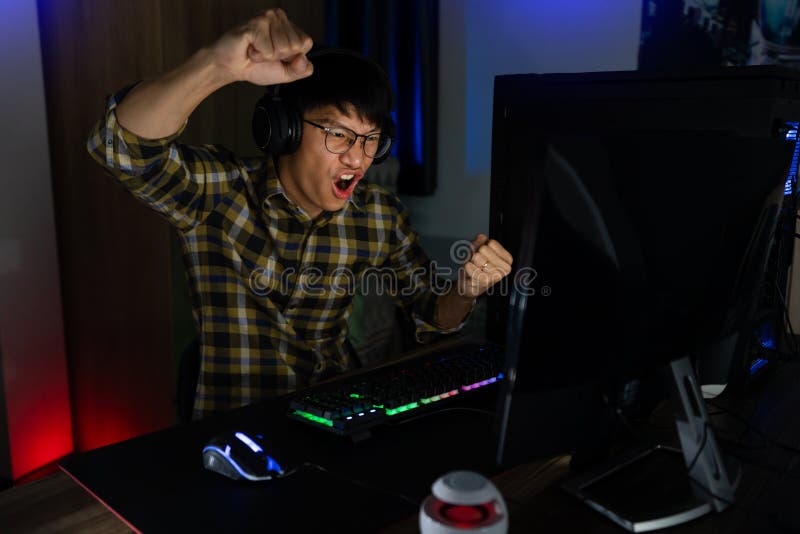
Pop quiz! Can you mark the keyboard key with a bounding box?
[286,342,504,435]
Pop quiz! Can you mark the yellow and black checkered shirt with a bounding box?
[87,88,467,418]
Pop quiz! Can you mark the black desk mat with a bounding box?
[60,388,501,533]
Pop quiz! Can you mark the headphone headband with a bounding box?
[252,48,395,164]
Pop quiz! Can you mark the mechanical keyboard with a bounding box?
[287,341,504,436]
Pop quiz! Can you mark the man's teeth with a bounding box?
[340,174,354,181]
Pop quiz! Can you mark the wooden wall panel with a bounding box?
[160,0,328,154]
[38,0,175,451]
[37,0,328,451]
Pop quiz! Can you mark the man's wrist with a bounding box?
[449,288,476,306]
[434,289,475,330]
[182,46,236,96]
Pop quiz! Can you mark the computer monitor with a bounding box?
[488,66,800,531]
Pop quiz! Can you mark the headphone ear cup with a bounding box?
[371,118,395,165]
[284,103,303,154]
[252,93,303,155]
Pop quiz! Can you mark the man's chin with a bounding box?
[323,198,349,212]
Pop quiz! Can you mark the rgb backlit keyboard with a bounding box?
[287,342,504,436]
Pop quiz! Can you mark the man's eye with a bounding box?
[365,135,381,143]
[329,129,352,140]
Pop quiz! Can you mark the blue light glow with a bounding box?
[785,122,799,196]
[413,24,423,165]
[202,445,278,481]
[464,1,639,176]
[757,320,778,350]
[388,0,399,159]
[235,432,263,453]
[749,358,769,375]
[266,456,283,474]
[325,0,339,45]
[361,0,371,57]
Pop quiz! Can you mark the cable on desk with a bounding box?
[686,370,797,531]
[599,407,799,532]
[706,399,800,455]
[715,434,770,453]
[714,447,800,480]
[684,421,711,475]
[587,385,800,531]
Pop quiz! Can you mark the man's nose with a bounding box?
[339,141,363,167]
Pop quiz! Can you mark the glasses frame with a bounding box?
[303,119,391,159]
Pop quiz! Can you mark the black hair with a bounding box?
[279,50,394,134]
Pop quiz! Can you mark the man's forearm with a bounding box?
[435,289,475,330]
[115,47,233,139]
[113,9,313,140]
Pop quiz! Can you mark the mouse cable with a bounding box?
[278,462,420,508]
[714,433,770,453]
[603,403,798,531]
[611,390,800,529]
[718,446,800,480]
[684,421,711,475]
[705,399,800,456]
[682,423,798,532]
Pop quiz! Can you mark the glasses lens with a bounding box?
[365,135,392,158]
[325,128,356,154]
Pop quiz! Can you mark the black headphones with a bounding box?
[252,48,395,165]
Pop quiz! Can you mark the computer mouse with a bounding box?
[202,431,286,481]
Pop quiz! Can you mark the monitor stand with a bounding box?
[562,356,741,532]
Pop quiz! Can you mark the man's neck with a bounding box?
[274,157,323,219]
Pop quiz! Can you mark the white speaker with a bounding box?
[419,470,509,534]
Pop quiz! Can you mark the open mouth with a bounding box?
[332,173,359,199]
[335,175,353,191]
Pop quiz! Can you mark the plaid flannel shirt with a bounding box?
[87,87,469,418]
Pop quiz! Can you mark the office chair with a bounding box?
[176,336,200,424]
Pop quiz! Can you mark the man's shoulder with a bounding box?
[227,153,269,175]
[234,154,268,167]
[180,145,267,172]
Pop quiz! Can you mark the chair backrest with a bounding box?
[176,336,200,424]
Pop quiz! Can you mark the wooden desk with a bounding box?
[2,359,799,533]
[0,470,131,533]
[0,457,571,534]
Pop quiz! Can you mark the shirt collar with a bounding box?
[348,180,366,213]
[263,158,286,200]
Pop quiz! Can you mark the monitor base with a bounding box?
[563,356,741,532]
[563,445,740,532]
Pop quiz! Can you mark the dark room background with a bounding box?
[1,0,645,483]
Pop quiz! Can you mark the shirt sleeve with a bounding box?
[384,195,475,344]
[86,84,244,232]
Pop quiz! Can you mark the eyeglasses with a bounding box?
[303,119,392,159]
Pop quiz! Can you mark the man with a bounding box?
[87,8,513,419]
